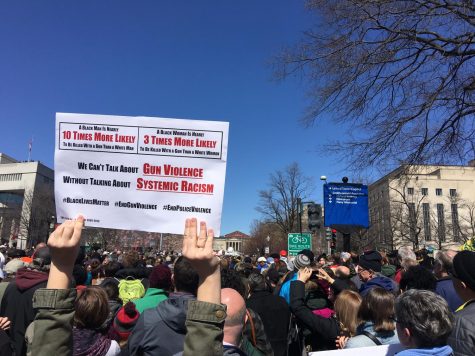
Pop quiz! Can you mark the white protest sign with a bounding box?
[309,344,404,356]
[55,113,229,235]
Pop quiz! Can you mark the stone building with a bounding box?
[0,153,55,249]
[213,230,251,254]
[366,162,475,252]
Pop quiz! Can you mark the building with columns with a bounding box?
[213,230,251,254]
[366,162,475,252]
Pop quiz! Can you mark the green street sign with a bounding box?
[288,233,312,256]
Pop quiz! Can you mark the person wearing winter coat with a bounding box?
[433,250,462,312]
[246,273,289,356]
[73,286,121,356]
[344,287,399,348]
[395,289,454,356]
[447,250,475,356]
[290,268,362,352]
[0,247,50,355]
[132,264,170,313]
[357,251,398,296]
[126,256,198,355]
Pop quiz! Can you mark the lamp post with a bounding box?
[48,215,55,242]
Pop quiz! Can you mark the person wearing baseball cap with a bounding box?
[357,250,398,296]
[447,250,475,355]
[257,256,269,272]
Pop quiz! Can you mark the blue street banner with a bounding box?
[323,183,369,228]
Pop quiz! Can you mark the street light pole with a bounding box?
[297,198,302,234]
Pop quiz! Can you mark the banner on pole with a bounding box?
[323,183,369,228]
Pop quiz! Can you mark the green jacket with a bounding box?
[133,288,168,313]
[28,289,253,356]
[184,300,226,356]
[30,288,76,356]
[183,300,264,356]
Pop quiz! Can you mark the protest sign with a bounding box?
[309,343,404,356]
[55,113,229,235]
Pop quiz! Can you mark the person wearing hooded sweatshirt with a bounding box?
[357,250,398,297]
[133,264,170,313]
[0,247,50,356]
[126,256,199,356]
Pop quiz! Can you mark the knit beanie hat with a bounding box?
[358,251,382,272]
[452,250,475,291]
[113,302,140,340]
[149,264,172,290]
[298,249,315,264]
[293,254,311,271]
[340,252,351,261]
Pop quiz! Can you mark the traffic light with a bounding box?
[325,227,332,240]
[330,229,337,252]
[307,203,322,232]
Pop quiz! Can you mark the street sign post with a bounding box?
[288,232,312,256]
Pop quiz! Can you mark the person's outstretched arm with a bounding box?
[182,218,226,356]
[290,267,340,341]
[30,216,84,356]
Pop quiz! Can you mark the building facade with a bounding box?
[0,153,55,249]
[367,162,475,252]
[213,230,251,254]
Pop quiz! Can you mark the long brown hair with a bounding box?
[358,287,395,332]
[74,286,110,329]
[334,290,362,336]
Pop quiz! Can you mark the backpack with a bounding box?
[117,277,145,304]
[287,315,305,356]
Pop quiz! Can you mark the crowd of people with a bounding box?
[0,217,474,355]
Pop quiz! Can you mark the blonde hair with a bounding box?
[334,290,362,336]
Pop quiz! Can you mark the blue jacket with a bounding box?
[344,322,399,348]
[359,275,398,296]
[279,273,298,304]
[396,345,453,356]
[435,277,462,312]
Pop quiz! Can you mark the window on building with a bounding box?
[0,174,22,182]
[450,189,457,197]
[422,188,428,196]
[408,203,417,240]
[437,204,446,242]
[408,188,414,195]
[451,204,460,242]
[423,203,431,241]
[436,188,442,196]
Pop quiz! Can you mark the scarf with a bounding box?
[73,327,112,356]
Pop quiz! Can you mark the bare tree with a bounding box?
[276,0,475,170]
[388,184,426,250]
[82,227,122,251]
[243,220,287,255]
[19,188,55,248]
[447,195,475,242]
[257,163,314,235]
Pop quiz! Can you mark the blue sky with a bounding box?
[0,1,367,235]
